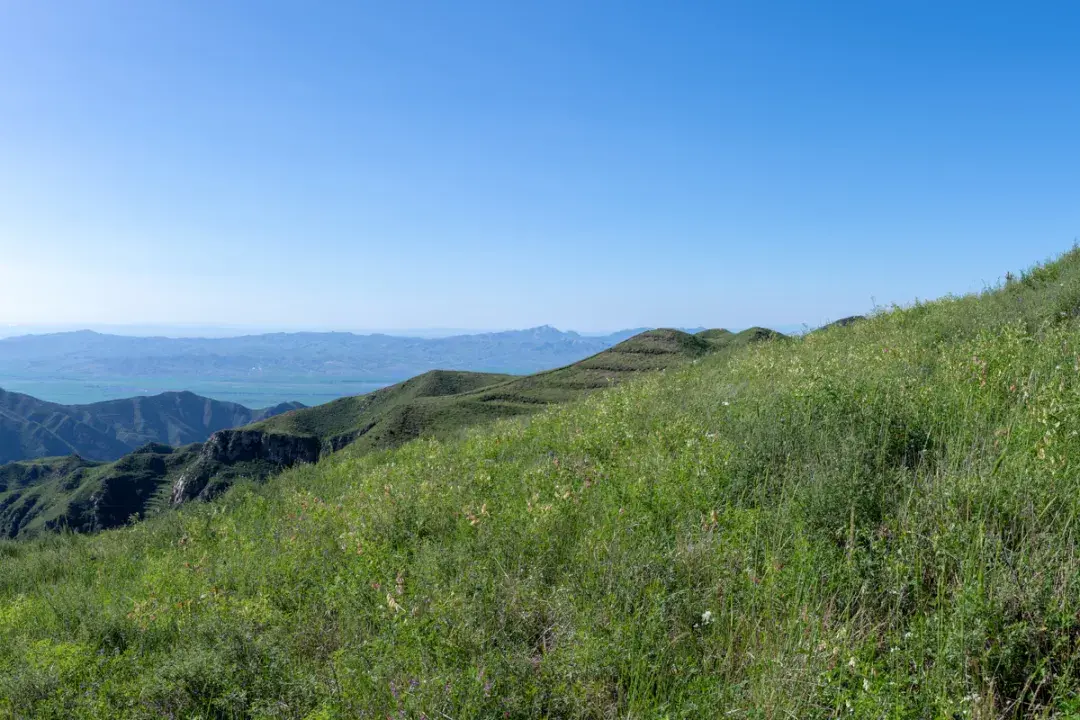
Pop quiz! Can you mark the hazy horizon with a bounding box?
[0,324,680,407]
[0,322,812,341]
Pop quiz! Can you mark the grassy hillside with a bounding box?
[9,250,1080,716]
[0,445,205,539]
[696,326,786,346]
[0,389,302,465]
[257,328,718,454]
[0,330,722,539]
[254,370,516,447]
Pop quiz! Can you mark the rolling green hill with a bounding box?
[7,252,1080,715]
[0,388,303,465]
[254,328,718,454]
[0,329,745,538]
[174,328,740,504]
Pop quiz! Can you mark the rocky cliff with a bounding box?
[170,429,321,504]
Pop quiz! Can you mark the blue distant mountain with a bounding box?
[0,326,648,406]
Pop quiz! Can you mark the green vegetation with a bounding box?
[696,326,785,347]
[9,251,1080,716]
[0,389,302,465]
[258,328,720,454]
[0,445,204,538]
[0,388,302,540]
[254,370,517,448]
[0,330,720,539]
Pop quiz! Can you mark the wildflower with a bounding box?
[722,401,730,406]
[848,656,857,669]
[701,610,713,625]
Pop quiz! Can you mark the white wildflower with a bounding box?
[701,610,713,625]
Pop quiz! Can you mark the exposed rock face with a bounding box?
[170,429,321,504]
[202,429,321,467]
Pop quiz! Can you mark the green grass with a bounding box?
[175,329,724,503]
[256,328,721,453]
[8,250,1080,716]
[253,370,517,445]
[0,330,722,539]
[0,445,205,539]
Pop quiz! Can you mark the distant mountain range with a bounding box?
[0,388,303,465]
[0,326,654,406]
[0,326,646,379]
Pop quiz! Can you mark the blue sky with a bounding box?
[1,1,1077,333]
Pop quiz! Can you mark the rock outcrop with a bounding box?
[170,429,321,504]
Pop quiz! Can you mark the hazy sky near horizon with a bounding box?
[1,2,1077,332]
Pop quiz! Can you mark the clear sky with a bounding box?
[1,1,1077,333]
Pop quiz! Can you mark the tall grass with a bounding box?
[5,250,1080,717]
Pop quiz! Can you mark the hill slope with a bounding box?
[255,328,714,449]
[175,329,722,503]
[0,329,740,537]
[5,252,1080,715]
[0,388,302,465]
